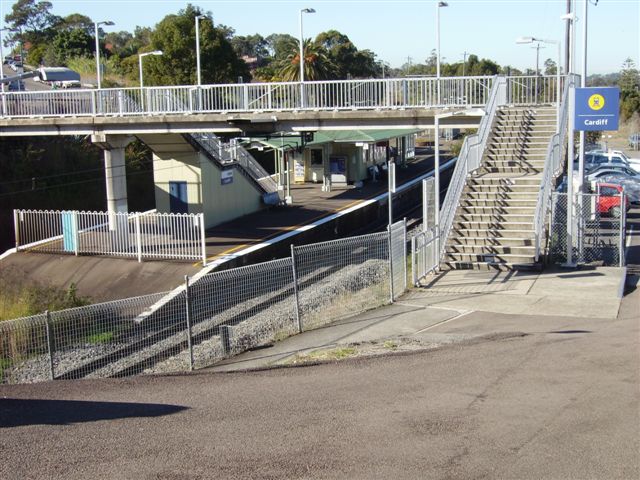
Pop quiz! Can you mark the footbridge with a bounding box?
[0,75,559,136]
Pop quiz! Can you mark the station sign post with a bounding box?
[574,87,619,131]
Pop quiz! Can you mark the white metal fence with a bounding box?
[13,209,207,264]
[1,221,408,384]
[0,75,563,119]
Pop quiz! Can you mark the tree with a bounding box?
[619,58,640,121]
[50,28,94,64]
[4,0,59,44]
[274,38,336,81]
[264,33,297,60]
[544,58,557,75]
[142,4,248,86]
[58,13,93,35]
[314,30,378,79]
[231,34,268,60]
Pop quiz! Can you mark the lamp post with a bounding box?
[195,15,206,86]
[578,0,591,194]
[299,7,315,108]
[436,1,448,105]
[559,10,577,266]
[138,50,163,88]
[516,37,561,134]
[94,20,114,89]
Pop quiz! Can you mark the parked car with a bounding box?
[586,164,640,183]
[3,55,12,64]
[7,80,25,91]
[596,174,640,204]
[594,183,629,218]
[9,61,22,71]
[581,152,640,174]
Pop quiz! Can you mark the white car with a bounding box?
[589,149,640,173]
[586,164,640,183]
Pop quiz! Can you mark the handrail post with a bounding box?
[135,214,142,262]
[200,213,207,266]
[619,192,626,267]
[73,210,79,256]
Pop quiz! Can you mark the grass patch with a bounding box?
[0,278,89,322]
[383,340,398,350]
[288,346,358,365]
[85,331,114,344]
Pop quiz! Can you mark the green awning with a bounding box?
[244,129,420,152]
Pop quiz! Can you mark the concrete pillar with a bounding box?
[91,134,134,215]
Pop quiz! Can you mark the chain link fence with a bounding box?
[548,192,626,266]
[1,222,408,384]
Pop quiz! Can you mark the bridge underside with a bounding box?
[0,108,483,137]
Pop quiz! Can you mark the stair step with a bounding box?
[469,176,541,184]
[464,186,540,194]
[453,221,534,230]
[446,244,535,255]
[460,199,538,207]
[444,252,536,264]
[450,228,535,239]
[447,236,535,247]
[441,260,541,272]
[458,206,536,215]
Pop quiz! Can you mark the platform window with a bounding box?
[310,149,323,166]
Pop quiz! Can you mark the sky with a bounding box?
[0,0,638,75]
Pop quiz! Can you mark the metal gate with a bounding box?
[548,192,626,266]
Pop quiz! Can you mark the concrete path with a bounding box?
[208,266,627,372]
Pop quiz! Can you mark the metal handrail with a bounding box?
[0,75,564,119]
[438,76,507,260]
[533,75,573,261]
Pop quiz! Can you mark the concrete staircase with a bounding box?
[442,106,556,270]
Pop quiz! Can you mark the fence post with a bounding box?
[184,276,194,371]
[200,214,207,266]
[45,310,55,381]
[13,209,20,251]
[411,236,417,286]
[73,211,80,256]
[620,192,626,268]
[135,214,142,262]
[220,325,232,355]
[290,244,303,333]
[403,218,408,293]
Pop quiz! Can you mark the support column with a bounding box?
[91,134,134,216]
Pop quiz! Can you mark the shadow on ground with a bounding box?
[0,398,187,428]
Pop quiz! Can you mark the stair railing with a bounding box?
[438,75,507,260]
[533,75,573,261]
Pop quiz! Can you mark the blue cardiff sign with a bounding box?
[574,87,619,131]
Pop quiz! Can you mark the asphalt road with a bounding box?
[1,275,638,479]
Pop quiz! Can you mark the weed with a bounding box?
[85,331,114,344]
[383,340,398,350]
[288,346,358,364]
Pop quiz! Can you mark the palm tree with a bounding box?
[275,39,336,81]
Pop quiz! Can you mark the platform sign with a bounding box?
[574,87,619,131]
[221,169,233,185]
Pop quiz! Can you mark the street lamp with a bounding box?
[516,36,561,134]
[195,15,206,86]
[436,1,448,105]
[299,7,315,107]
[138,50,163,88]
[94,20,114,89]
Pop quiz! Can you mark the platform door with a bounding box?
[169,181,188,214]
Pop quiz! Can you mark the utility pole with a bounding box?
[461,51,469,76]
[532,43,546,75]
[565,0,572,73]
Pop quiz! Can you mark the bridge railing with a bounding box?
[533,74,573,261]
[0,75,562,119]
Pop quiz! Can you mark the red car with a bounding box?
[595,183,629,218]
